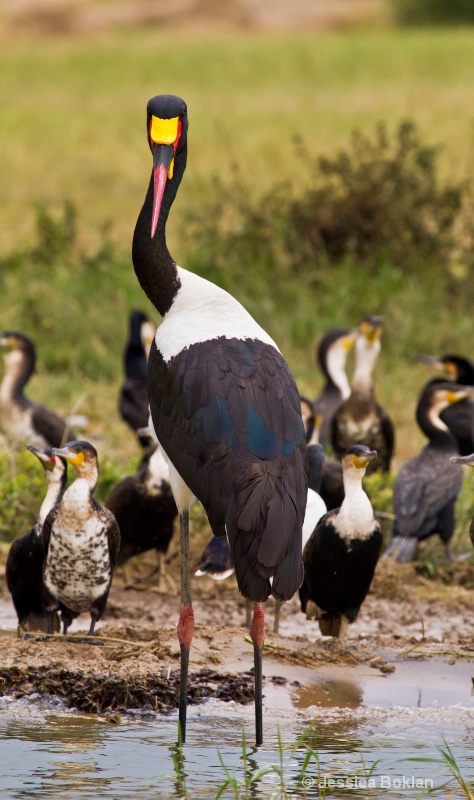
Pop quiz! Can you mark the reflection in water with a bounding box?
[0,694,473,800]
[293,677,363,710]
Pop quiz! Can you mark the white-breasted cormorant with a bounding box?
[42,440,121,635]
[0,331,73,449]
[419,353,474,456]
[331,316,394,473]
[313,327,357,448]
[6,445,67,633]
[119,310,156,448]
[106,443,178,589]
[387,382,474,563]
[132,94,307,744]
[299,445,382,641]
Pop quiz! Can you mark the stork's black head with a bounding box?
[146,95,188,238]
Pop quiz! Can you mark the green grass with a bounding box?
[2,27,474,255]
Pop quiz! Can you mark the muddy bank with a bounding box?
[0,549,473,715]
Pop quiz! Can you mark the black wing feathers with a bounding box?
[148,337,307,601]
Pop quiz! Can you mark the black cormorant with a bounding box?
[119,310,156,447]
[299,445,382,641]
[6,445,67,633]
[132,94,307,744]
[313,327,357,448]
[308,413,345,510]
[419,353,474,456]
[387,383,474,563]
[42,440,121,635]
[331,316,394,473]
[106,443,178,589]
[0,331,73,449]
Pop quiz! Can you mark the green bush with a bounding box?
[182,120,471,279]
[0,202,153,381]
[391,0,474,25]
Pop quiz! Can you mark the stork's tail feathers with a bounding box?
[225,461,305,603]
[385,536,418,563]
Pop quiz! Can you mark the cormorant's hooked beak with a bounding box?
[418,354,457,378]
[27,443,55,470]
[148,114,182,238]
[353,450,377,469]
[358,316,383,343]
[418,354,445,369]
[52,445,84,467]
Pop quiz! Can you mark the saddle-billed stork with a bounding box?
[132,94,307,745]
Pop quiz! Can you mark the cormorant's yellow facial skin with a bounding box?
[447,389,470,405]
[360,322,382,343]
[352,454,373,469]
[149,115,180,179]
[63,449,85,467]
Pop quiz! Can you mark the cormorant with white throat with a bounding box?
[106,443,178,589]
[6,445,67,633]
[331,316,394,473]
[313,327,356,448]
[0,331,73,449]
[419,353,474,456]
[387,382,474,563]
[299,445,382,641]
[119,310,156,447]
[42,440,121,635]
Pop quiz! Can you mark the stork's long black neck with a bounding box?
[132,143,187,318]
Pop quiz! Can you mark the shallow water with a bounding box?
[1,655,473,799]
